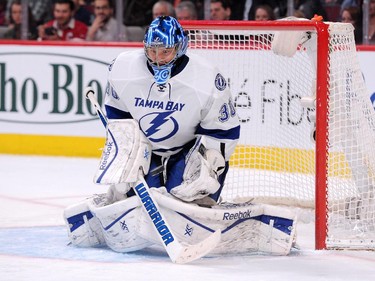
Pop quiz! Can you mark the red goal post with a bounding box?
[180,20,375,251]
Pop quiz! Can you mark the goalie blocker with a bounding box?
[64,188,297,256]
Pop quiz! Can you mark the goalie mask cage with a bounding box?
[182,20,375,250]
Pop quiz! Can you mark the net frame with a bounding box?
[180,20,374,250]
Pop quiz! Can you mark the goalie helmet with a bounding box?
[144,16,188,85]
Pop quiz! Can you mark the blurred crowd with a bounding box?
[0,0,373,44]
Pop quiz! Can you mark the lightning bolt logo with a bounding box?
[145,111,174,136]
[140,111,179,143]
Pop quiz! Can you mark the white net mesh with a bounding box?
[184,21,375,249]
[326,23,375,249]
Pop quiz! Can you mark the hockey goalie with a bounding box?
[63,16,297,263]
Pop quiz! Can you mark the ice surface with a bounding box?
[0,154,374,281]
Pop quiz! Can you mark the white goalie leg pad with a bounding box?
[87,194,153,252]
[63,199,105,247]
[152,189,297,255]
[171,136,226,202]
[94,119,152,185]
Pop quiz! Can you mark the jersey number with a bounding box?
[218,98,236,122]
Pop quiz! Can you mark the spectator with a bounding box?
[86,0,128,41]
[38,0,88,41]
[209,0,249,41]
[152,0,176,19]
[176,1,198,20]
[230,0,279,20]
[2,0,38,40]
[175,1,199,40]
[6,0,52,26]
[186,0,205,19]
[72,0,93,26]
[254,4,276,21]
[210,0,231,20]
[341,6,362,44]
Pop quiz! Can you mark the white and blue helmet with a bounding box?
[144,16,188,85]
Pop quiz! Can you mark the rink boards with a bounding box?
[0,42,374,175]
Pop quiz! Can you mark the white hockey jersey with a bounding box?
[105,49,240,159]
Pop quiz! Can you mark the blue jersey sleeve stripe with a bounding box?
[195,124,240,140]
[105,105,133,119]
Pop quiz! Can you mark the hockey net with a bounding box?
[182,20,375,250]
